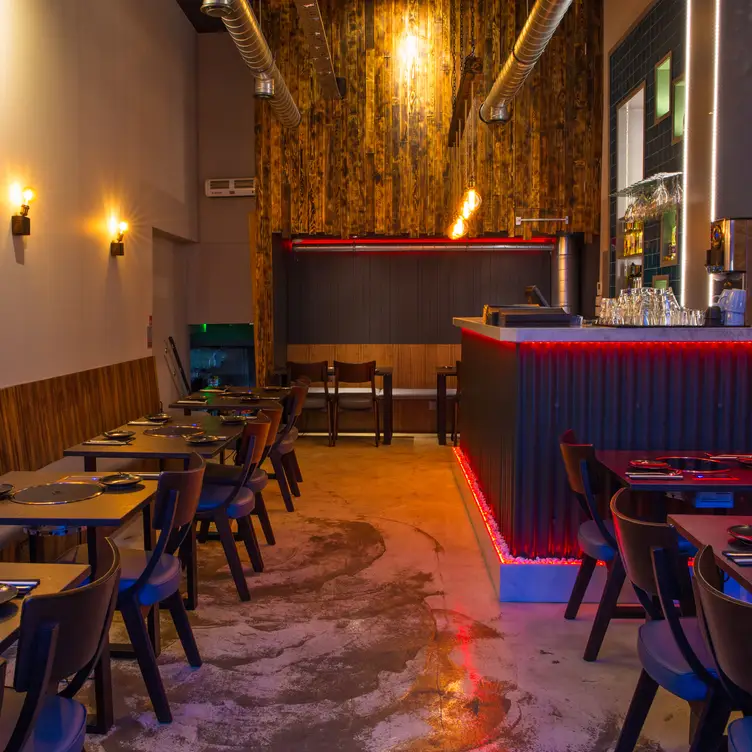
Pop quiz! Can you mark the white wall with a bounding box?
[0,0,198,388]
[152,233,190,406]
[187,33,255,326]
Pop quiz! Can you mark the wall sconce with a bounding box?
[10,184,35,236]
[109,218,128,256]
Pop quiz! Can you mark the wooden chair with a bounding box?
[268,382,308,511]
[63,457,206,723]
[610,489,724,752]
[0,538,120,751]
[332,360,379,447]
[559,430,642,661]
[693,545,752,750]
[287,361,333,445]
[196,416,271,600]
[202,407,283,546]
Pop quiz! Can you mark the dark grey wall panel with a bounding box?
[286,250,552,344]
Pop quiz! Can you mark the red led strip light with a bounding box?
[454,446,587,566]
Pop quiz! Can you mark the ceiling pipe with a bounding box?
[201,0,301,128]
[479,0,573,124]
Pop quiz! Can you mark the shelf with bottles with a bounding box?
[660,207,679,267]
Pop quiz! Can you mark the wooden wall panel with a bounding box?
[287,343,462,389]
[255,0,603,379]
[0,357,160,475]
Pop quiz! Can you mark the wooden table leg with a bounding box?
[382,373,393,445]
[85,526,114,733]
[437,373,447,445]
[84,457,97,472]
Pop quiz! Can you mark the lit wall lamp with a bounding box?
[10,184,35,236]
[109,218,128,256]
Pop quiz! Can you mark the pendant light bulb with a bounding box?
[465,188,482,211]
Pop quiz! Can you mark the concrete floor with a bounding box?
[92,437,691,752]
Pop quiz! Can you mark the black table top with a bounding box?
[64,414,245,461]
[598,450,752,492]
[169,391,286,413]
[0,562,90,653]
[0,471,157,527]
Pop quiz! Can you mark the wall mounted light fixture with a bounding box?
[109,218,128,256]
[10,184,35,236]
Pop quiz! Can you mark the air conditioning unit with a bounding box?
[204,177,256,198]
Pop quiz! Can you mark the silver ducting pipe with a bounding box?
[201,0,301,128]
[550,234,580,314]
[479,0,573,124]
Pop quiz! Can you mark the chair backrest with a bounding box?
[694,544,752,710]
[154,452,206,532]
[260,407,283,448]
[610,488,688,608]
[287,362,328,396]
[236,416,272,468]
[14,538,120,694]
[334,360,375,388]
[559,429,599,498]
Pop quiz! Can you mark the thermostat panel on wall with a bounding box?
[204,178,256,198]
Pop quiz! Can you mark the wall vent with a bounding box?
[204,177,256,197]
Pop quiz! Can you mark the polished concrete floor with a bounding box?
[93,437,691,752]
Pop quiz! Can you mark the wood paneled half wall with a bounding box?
[0,357,160,474]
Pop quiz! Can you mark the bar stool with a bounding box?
[694,545,752,750]
[610,489,724,752]
[560,430,643,661]
[332,360,379,447]
[287,360,333,445]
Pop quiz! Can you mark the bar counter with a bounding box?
[454,317,752,560]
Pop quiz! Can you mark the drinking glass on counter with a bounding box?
[598,288,703,326]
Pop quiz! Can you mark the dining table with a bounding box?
[669,514,752,592]
[64,414,248,612]
[63,413,246,472]
[273,366,395,444]
[0,472,158,734]
[597,450,752,507]
[170,386,288,417]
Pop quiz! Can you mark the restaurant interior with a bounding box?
[1,0,752,750]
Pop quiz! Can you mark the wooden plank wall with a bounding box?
[254,0,603,381]
[288,343,462,389]
[0,357,160,474]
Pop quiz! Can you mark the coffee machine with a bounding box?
[706,218,750,324]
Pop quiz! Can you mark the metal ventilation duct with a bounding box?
[479,0,573,124]
[293,0,342,100]
[201,0,301,128]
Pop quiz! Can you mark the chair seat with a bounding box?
[0,692,86,752]
[336,396,374,410]
[303,396,328,410]
[577,520,616,562]
[198,485,256,519]
[637,617,717,701]
[204,464,268,492]
[275,434,296,456]
[729,717,752,752]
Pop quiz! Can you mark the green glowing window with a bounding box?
[672,76,686,142]
[654,53,672,123]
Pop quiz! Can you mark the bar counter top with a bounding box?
[453,316,752,343]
